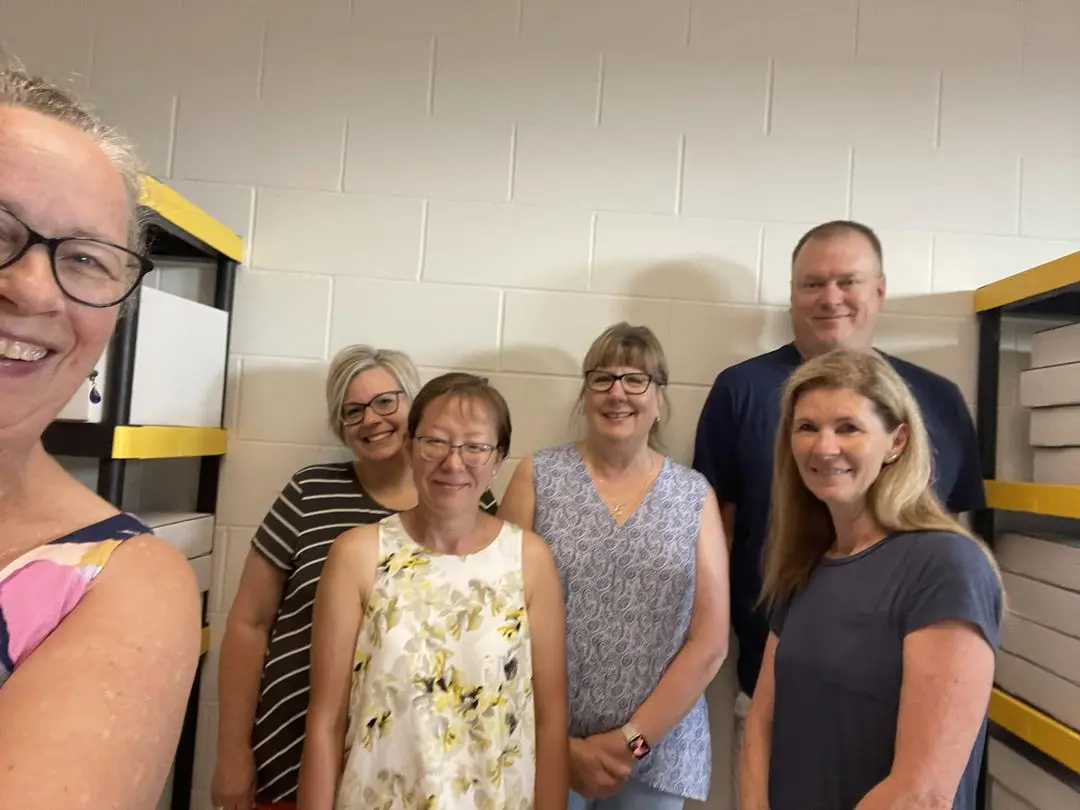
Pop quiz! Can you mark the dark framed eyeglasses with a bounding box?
[341,390,404,426]
[584,369,657,395]
[415,436,497,467]
[0,206,154,308]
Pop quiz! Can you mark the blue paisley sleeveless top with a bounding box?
[532,442,712,801]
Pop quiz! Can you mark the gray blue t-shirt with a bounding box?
[767,530,1003,810]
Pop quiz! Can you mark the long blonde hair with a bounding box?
[760,348,1001,611]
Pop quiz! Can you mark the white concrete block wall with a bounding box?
[3,0,1080,807]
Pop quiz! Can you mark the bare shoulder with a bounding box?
[521,528,554,564]
[88,532,203,675]
[0,532,202,806]
[520,528,559,600]
[321,521,382,602]
[511,454,535,482]
[332,521,381,555]
[96,533,201,632]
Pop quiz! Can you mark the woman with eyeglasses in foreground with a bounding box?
[498,323,730,810]
[298,372,568,810]
[212,347,500,810]
[740,349,1002,810]
[0,62,202,806]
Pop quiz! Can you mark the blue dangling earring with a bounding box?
[88,370,102,405]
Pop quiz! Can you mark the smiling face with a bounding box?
[408,393,501,513]
[790,230,885,358]
[790,387,908,511]
[0,106,131,445]
[340,365,410,463]
[582,365,662,447]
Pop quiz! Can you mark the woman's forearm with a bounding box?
[216,619,272,752]
[533,714,569,810]
[628,635,727,744]
[297,723,345,810]
[739,711,771,810]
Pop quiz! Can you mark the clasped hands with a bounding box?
[568,729,637,800]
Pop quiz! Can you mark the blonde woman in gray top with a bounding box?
[499,322,731,809]
[212,345,498,809]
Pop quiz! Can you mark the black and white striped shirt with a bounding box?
[249,461,498,802]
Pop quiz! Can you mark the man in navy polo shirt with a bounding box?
[691,220,986,801]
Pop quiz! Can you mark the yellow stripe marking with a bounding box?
[139,175,245,262]
[111,426,228,459]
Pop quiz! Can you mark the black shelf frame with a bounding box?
[42,191,241,810]
[972,265,1080,810]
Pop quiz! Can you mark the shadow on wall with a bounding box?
[876,291,982,404]
[456,345,583,467]
[232,358,342,449]
[624,259,749,810]
[621,256,767,470]
[596,253,755,306]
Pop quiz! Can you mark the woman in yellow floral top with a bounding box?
[298,372,569,810]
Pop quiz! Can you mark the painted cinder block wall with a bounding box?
[4,0,1080,807]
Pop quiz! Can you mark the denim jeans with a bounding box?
[568,779,685,810]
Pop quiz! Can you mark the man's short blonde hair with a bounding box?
[325,345,421,444]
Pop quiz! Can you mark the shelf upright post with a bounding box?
[174,256,238,810]
[96,295,142,506]
[972,304,1002,810]
[973,307,1002,548]
[195,255,238,517]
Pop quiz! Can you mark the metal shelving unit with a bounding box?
[42,176,243,810]
[973,249,1080,807]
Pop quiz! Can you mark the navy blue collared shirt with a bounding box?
[691,343,986,697]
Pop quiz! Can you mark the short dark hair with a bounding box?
[791,220,883,272]
[407,372,511,458]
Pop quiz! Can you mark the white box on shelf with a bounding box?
[997,533,1080,594]
[1002,611,1080,688]
[1033,447,1080,486]
[988,779,1031,810]
[130,287,227,428]
[1020,362,1080,409]
[52,287,228,427]
[996,649,1080,733]
[988,738,1078,809]
[1001,572,1080,640]
[137,511,215,561]
[1031,321,1080,369]
[1029,406,1080,448]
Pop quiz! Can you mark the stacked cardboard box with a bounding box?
[989,322,1080,807]
[1022,322,1080,486]
[989,738,1079,809]
[994,531,1080,733]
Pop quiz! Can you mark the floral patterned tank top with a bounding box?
[337,514,536,810]
[0,513,149,686]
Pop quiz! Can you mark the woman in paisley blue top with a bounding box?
[499,322,731,809]
[0,62,202,807]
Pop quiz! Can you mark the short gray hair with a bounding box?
[326,345,421,444]
[0,55,146,249]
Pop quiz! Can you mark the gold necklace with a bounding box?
[611,467,659,517]
[585,451,662,519]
